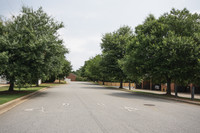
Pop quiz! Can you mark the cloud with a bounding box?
[193,10,200,14]
[2,0,200,71]
[63,35,102,70]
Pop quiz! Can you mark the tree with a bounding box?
[84,55,103,81]
[0,20,8,74]
[160,8,200,88]
[0,6,68,91]
[122,8,200,95]
[119,36,143,84]
[98,54,111,84]
[74,67,85,81]
[100,26,134,88]
[76,54,110,83]
[57,59,72,82]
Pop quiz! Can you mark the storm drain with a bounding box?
[144,104,155,106]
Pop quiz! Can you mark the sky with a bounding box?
[0,0,200,70]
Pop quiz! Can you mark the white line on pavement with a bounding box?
[97,103,105,106]
[62,103,70,106]
[41,107,45,112]
[24,107,45,112]
[124,106,139,112]
[24,108,34,111]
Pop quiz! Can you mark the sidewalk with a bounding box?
[0,84,9,87]
[121,86,200,100]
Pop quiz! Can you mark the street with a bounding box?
[0,82,200,133]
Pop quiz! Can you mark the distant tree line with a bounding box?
[0,6,72,91]
[76,8,200,95]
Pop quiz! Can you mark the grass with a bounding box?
[0,83,63,105]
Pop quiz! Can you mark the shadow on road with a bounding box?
[73,82,176,103]
[80,83,174,103]
[80,86,121,90]
[106,92,172,103]
[75,82,100,86]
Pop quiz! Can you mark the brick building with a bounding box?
[67,73,77,81]
[138,80,199,93]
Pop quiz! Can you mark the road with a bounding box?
[0,82,200,133]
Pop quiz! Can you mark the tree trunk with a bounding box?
[36,79,40,87]
[9,80,14,91]
[191,86,195,100]
[119,80,123,88]
[103,81,105,85]
[129,81,131,90]
[36,81,39,87]
[175,84,178,97]
[59,79,61,83]
[166,78,171,95]
[36,82,39,87]
[150,78,153,90]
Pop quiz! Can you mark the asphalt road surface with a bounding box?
[0,82,200,133]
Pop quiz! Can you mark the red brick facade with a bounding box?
[141,80,194,93]
[67,73,77,81]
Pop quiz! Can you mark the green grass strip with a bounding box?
[0,83,63,105]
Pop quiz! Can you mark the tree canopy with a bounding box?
[100,26,134,88]
[0,6,70,91]
[122,8,200,94]
[57,59,72,81]
[80,8,200,95]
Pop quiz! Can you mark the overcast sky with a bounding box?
[0,0,200,70]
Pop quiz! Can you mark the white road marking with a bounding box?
[24,108,34,111]
[24,107,45,112]
[97,103,105,106]
[124,106,139,112]
[62,103,70,106]
[40,107,45,112]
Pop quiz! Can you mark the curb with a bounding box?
[0,87,49,115]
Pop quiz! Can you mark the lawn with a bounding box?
[0,83,63,105]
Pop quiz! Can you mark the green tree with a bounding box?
[74,67,84,81]
[84,55,103,81]
[119,36,143,84]
[0,6,68,91]
[74,64,89,81]
[101,26,134,88]
[122,8,200,95]
[0,20,8,74]
[57,59,72,82]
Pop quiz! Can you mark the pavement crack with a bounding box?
[76,94,108,133]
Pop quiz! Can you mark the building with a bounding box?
[0,76,8,84]
[137,80,200,94]
[67,73,77,81]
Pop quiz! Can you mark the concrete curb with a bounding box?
[0,87,49,115]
